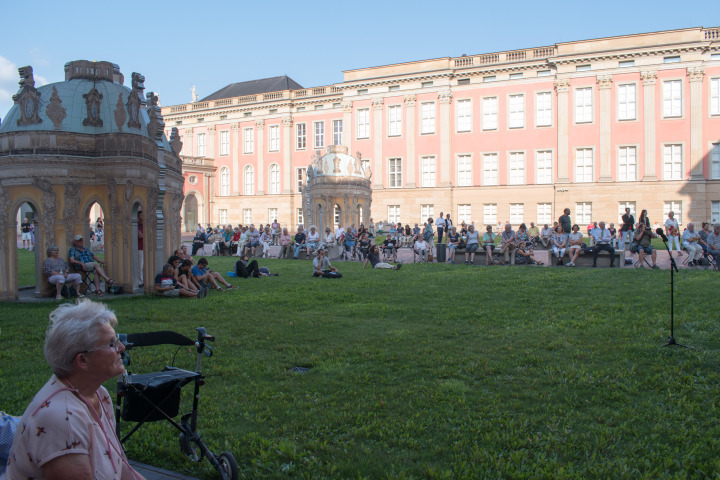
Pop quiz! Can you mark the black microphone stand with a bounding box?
[657,229,691,349]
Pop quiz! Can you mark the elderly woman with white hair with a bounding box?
[7,301,144,480]
[42,245,84,300]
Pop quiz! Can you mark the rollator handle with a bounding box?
[118,333,133,366]
[195,327,215,342]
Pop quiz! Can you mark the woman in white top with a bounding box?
[567,224,584,267]
[414,237,429,263]
[664,211,682,255]
[552,225,568,265]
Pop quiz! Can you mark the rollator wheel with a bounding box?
[179,432,201,462]
[218,451,238,480]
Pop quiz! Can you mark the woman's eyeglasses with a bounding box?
[82,334,121,353]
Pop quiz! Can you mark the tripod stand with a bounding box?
[658,232,691,349]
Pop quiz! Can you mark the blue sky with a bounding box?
[0,0,716,117]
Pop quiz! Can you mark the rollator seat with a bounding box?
[120,367,200,422]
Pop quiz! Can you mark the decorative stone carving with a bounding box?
[282,116,293,127]
[13,66,42,127]
[364,165,372,179]
[114,93,126,131]
[354,152,363,175]
[372,98,384,110]
[32,177,56,246]
[596,75,613,89]
[307,164,314,179]
[232,124,239,132]
[341,101,353,113]
[0,186,10,253]
[146,91,165,141]
[106,178,119,250]
[255,119,265,128]
[687,66,705,83]
[404,95,416,107]
[640,71,657,86]
[82,88,104,127]
[207,125,215,134]
[122,180,134,250]
[62,183,81,247]
[170,193,184,245]
[46,87,67,130]
[554,79,570,93]
[333,156,341,173]
[169,127,183,155]
[438,89,453,104]
[127,72,145,130]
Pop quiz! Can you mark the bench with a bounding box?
[444,246,504,265]
[549,248,624,267]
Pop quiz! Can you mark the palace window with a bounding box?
[421,102,436,134]
[508,94,524,128]
[220,131,229,155]
[243,128,253,154]
[197,133,206,157]
[388,105,402,136]
[269,125,279,151]
[333,119,343,146]
[482,97,498,130]
[510,204,524,224]
[575,202,592,224]
[536,92,552,127]
[244,165,254,195]
[389,158,402,188]
[219,167,229,196]
[663,201,682,224]
[575,88,593,123]
[618,84,636,120]
[508,152,525,185]
[575,148,593,182]
[483,204,497,225]
[457,155,472,187]
[357,108,370,139]
[296,123,307,150]
[421,156,436,187]
[314,121,324,148]
[536,150,552,184]
[663,80,682,117]
[663,144,682,180]
[456,99,472,132]
[537,203,552,225]
[457,204,471,224]
[269,164,280,194]
[618,146,637,181]
[388,205,400,224]
[483,153,498,186]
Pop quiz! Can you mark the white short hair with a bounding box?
[44,300,118,377]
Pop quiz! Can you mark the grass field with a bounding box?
[1,254,719,479]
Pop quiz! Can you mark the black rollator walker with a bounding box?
[116,327,238,480]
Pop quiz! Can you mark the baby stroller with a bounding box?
[115,327,238,480]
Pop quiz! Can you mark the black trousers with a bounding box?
[235,260,260,278]
[592,244,615,264]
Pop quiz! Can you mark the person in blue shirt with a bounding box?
[191,258,235,291]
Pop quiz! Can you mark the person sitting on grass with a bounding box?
[414,235,430,263]
[364,245,402,270]
[462,224,479,265]
[68,235,115,296]
[382,234,398,262]
[566,224,584,267]
[293,226,307,259]
[155,263,198,298]
[312,248,342,278]
[552,225,568,266]
[191,258,235,291]
[447,226,461,264]
[235,254,265,278]
[178,259,204,296]
[44,245,84,300]
[634,222,659,268]
[178,244,194,263]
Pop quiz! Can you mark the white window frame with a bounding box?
[509,204,524,225]
[297,208,303,227]
[483,153,498,186]
[663,144,683,180]
[508,94,525,128]
[457,204,471,224]
[388,205,400,224]
[314,121,324,148]
[420,102,436,134]
[243,128,254,154]
[421,156,436,187]
[537,203,552,225]
[575,87,593,124]
[457,154,472,187]
[663,201,683,225]
[482,97,498,130]
[420,204,434,222]
[536,150,552,184]
[575,202,592,225]
[269,163,280,194]
[711,78,720,116]
[197,133,206,157]
[617,83,637,121]
[219,209,227,224]
[711,201,720,224]
[618,146,637,181]
[296,167,304,193]
[711,143,720,180]
[508,152,525,185]
[663,80,682,118]
[618,201,636,224]
[575,148,594,183]
[219,130,229,155]
[389,158,402,188]
[243,208,252,225]
[388,105,402,137]
[244,165,255,195]
[483,204,497,225]
[268,208,278,224]
[296,123,306,150]
[268,125,279,152]
[356,109,370,139]
[219,166,229,196]
[333,119,343,146]
[535,91,552,127]
[456,99,472,132]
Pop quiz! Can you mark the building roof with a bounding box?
[200,76,303,101]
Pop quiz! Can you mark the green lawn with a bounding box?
[1,256,719,479]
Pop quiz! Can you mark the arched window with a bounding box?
[244,165,254,195]
[219,167,229,196]
[269,164,280,194]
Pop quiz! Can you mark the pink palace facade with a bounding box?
[162,26,720,232]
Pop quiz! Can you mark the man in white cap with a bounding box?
[68,234,115,295]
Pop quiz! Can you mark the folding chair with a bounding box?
[634,255,652,268]
[116,328,238,480]
[701,251,718,270]
[70,262,96,295]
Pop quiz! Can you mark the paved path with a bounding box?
[129,461,200,480]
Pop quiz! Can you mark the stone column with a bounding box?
[597,75,613,182]
[255,120,265,195]
[207,125,216,159]
[231,124,240,195]
[641,71,658,181]
[206,173,215,225]
[688,66,705,180]
[404,95,417,188]
[342,101,353,154]
[372,97,384,189]
[438,89,453,187]
[554,79,570,183]
[282,116,293,194]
